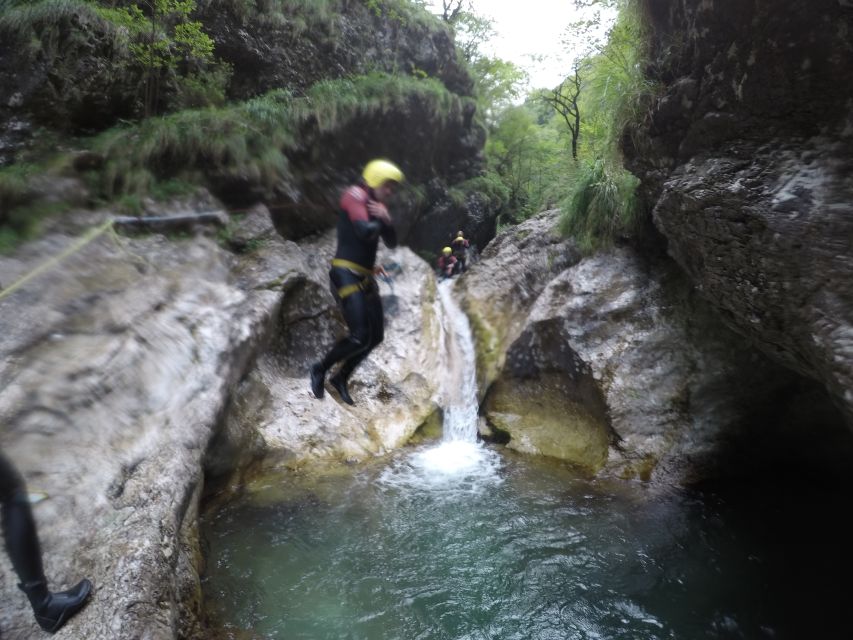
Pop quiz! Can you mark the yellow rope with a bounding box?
[0,219,115,302]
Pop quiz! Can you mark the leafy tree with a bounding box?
[449,9,494,63]
[554,0,653,247]
[486,104,565,223]
[471,56,528,127]
[94,0,217,116]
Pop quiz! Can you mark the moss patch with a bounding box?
[484,374,610,473]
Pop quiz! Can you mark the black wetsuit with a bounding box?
[318,184,397,382]
[0,450,43,587]
[1,450,93,631]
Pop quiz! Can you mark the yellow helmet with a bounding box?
[362,159,405,188]
[442,247,452,255]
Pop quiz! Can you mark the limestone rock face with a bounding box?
[0,204,442,638]
[0,5,138,137]
[204,1,473,101]
[483,322,611,473]
[465,211,849,481]
[220,234,443,470]
[455,210,582,395]
[626,0,853,423]
[0,212,275,639]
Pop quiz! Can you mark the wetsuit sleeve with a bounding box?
[341,186,381,241]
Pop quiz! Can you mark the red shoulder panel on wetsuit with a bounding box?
[340,185,370,222]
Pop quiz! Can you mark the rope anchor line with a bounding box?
[0,219,115,303]
[0,208,236,302]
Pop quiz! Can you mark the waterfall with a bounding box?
[378,276,501,490]
[435,278,479,443]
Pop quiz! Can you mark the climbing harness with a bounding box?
[335,277,377,300]
[331,258,372,276]
[331,258,376,299]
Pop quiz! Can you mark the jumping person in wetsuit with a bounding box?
[310,159,403,405]
[1,451,92,633]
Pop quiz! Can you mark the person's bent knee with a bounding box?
[348,331,370,350]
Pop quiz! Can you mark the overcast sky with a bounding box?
[474,0,580,90]
[424,1,616,93]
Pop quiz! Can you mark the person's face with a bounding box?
[374,181,396,202]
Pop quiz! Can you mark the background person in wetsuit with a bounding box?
[1,450,92,633]
[437,246,457,279]
[310,159,403,405]
[451,230,469,274]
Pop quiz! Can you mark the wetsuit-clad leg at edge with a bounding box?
[1,451,92,633]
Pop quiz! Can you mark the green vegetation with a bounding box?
[448,174,509,211]
[0,164,70,252]
[0,73,463,250]
[554,0,657,249]
[0,164,37,251]
[89,0,220,115]
[0,0,462,253]
[90,73,461,201]
[558,158,640,251]
[442,0,656,249]
[0,0,99,28]
[0,0,230,116]
[91,88,295,200]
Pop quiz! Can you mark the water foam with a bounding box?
[378,279,502,493]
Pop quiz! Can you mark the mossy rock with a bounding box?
[484,373,610,473]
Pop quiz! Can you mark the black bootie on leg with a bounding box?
[310,362,325,399]
[20,578,92,633]
[329,372,355,405]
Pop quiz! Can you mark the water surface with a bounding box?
[201,444,851,639]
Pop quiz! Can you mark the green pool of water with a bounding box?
[201,442,850,639]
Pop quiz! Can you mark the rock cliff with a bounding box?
[460,211,851,483]
[0,1,495,255]
[626,0,853,423]
[0,206,443,638]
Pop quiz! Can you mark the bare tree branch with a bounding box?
[542,66,583,160]
[441,0,466,22]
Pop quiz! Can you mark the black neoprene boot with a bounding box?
[329,372,355,405]
[2,486,93,634]
[20,578,92,633]
[310,362,325,399]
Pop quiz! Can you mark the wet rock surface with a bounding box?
[455,210,582,395]
[464,211,851,482]
[0,204,443,638]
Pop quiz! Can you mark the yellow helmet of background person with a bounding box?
[442,247,452,255]
[362,159,405,189]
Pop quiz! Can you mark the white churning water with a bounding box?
[379,278,502,491]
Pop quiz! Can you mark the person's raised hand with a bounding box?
[367,201,391,224]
